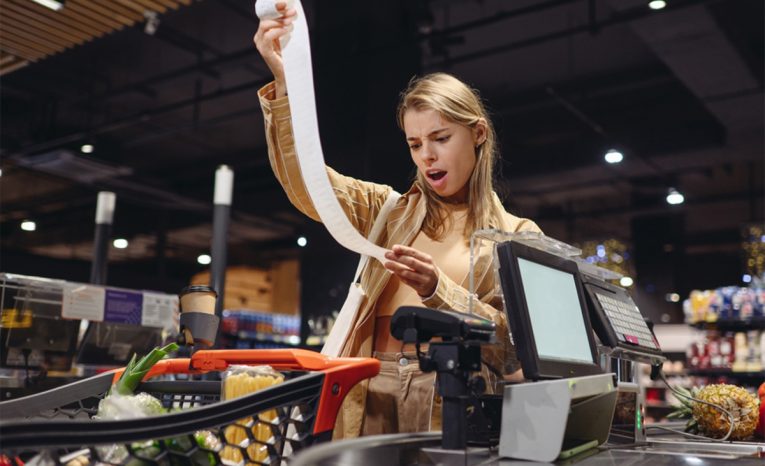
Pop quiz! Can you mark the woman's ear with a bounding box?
[474,118,488,147]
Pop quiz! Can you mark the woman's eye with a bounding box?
[409,143,421,150]
[436,135,451,142]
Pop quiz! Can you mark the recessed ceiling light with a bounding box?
[620,276,634,287]
[30,0,64,11]
[197,254,212,265]
[297,236,307,247]
[648,0,667,10]
[81,144,94,154]
[604,149,624,164]
[113,238,129,249]
[666,187,684,205]
[21,220,36,231]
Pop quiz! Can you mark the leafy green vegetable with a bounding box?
[114,342,179,395]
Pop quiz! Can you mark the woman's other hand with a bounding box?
[253,2,296,98]
[384,245,439,298]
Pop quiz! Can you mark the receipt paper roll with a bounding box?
[256,0,391,264]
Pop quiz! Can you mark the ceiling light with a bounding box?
[21,220,36,231]
[743,274,752,283]
[619,276,634,287]
[80,143,94,154]
[648,0,666,10]
[665,293,680,303]
[604,149,623,164]
[197,254,212,265]
[30,0,64,11]
[666,187,684,205]
[144,11,160,35]
[297,236,307,247]
[113,238,128,249]
[0,168,3,177]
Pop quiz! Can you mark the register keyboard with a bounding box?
[581,274,664,357]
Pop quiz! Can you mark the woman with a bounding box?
[254,3,541,439]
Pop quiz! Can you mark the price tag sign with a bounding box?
[143,292,179,330]
[62,284,106,321]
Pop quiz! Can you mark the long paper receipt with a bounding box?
[256,0,390,264]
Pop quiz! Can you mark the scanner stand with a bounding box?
[499,373,617,462]
[390,307,495,453]
[419,342,482,450]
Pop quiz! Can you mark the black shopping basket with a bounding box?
[0,349,380,466]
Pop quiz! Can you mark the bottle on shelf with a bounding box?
[746,330,762,372]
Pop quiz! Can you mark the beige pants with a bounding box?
[361,351,442,435]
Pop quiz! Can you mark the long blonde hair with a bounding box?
[396,72,504,241]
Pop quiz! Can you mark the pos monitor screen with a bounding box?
[496,241,602,381]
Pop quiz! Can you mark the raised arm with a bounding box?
[258,85,393,234]
[254,5,393,235]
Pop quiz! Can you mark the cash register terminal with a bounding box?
[495,240,617,462]
[496,240,602,380]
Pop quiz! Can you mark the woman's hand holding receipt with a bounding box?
[253,2,296,99]
[384,245,439,299]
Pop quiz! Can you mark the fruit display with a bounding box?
[668,383,761,440]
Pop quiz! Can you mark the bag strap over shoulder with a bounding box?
[352,190,401,282]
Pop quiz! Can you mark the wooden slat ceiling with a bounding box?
[0,0,193,75]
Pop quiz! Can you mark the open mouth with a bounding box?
[427,170,447,181]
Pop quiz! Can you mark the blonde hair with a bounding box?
[396,72,504,241]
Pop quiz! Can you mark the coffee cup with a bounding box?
[179,285,217,314]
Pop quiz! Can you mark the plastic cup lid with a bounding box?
[180,285,217,297]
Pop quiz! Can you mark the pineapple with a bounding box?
[668,384,760,440]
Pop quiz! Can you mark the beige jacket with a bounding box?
[258,82,542,438]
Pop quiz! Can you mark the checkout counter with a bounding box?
[289,432,765,465]
[290,232,764,465]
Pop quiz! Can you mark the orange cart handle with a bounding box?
[111,349,378,382]
[189,348,376,372]
[109,348,381,435]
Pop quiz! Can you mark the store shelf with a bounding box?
[687,369,764,385]
[230,330,301,345]
[689,317,765,331]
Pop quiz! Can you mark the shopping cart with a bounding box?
[0,349,379,466]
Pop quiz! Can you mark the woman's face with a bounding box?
[403,108,486,203]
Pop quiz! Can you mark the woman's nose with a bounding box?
[419,142,436,161]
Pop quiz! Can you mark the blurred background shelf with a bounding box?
[690,318,765,331]
[687,370,764,385]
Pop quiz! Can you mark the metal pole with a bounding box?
[210,165,233,324]
[90,191,116,285]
